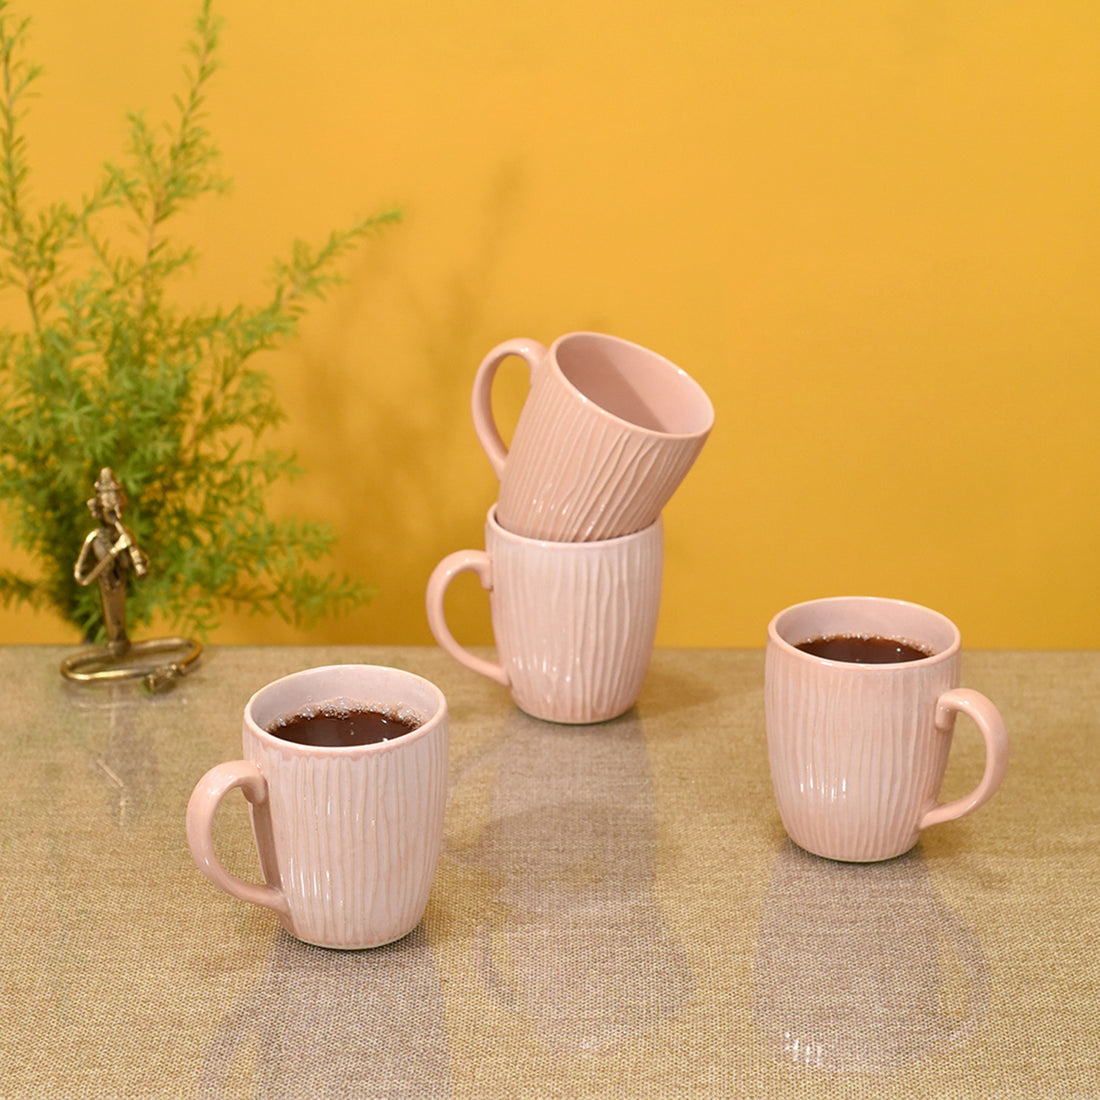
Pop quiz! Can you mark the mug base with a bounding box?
[512,697,637,726]
[786,835,921,864]
[280,920,423,951]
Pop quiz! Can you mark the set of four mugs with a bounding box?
[188,332,1008,949]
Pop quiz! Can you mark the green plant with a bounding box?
[0,0,399,641]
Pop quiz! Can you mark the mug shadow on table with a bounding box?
[197,928,450,1099]
[630,657,726,722]
[752,841,991,1078]
[449,706,693,1052]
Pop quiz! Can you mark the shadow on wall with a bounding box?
[258,162,531,646]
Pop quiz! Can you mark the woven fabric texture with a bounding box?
[2,646,1096,1098]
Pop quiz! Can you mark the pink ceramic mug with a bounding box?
[186,665,448,949]
[471,332,714,542]
[425,506,663,723]
[765,597,1009,862]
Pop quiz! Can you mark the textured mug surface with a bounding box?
[764,597,1009,862]
[426,506,663,723]
[186,665,449,948]
[471,332,714,542]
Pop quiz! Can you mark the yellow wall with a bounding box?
[1,0,1097,649]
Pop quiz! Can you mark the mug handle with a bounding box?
[919,689,1010,830]
[425,550,509,686]
[186,761,290,918]
[470,337,547,476]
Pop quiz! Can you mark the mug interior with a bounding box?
[554,333,714,437]
[770,597,960,664]
[246,665,445,750]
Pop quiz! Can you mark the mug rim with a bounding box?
[244,664,447,756]
[547,331,715,441]
[767,595,962,668]
[486,503,663,549]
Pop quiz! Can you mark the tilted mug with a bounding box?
[471,332,714,541]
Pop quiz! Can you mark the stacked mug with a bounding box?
[427,332,714,724]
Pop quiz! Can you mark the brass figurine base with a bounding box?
[61,468,201,692]
[60,636,203,693]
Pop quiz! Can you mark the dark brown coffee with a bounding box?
[266,703,422,747]
[795,634,933,664]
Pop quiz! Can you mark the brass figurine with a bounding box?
[72,468,149,654]
[61,468,201,692]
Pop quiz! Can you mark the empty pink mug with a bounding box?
[426,506,663,723]
[471,332,714,542]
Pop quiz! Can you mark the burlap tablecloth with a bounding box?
[2,646,1096,1098]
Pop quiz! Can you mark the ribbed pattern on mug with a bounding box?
[765,647,958,862]
[498,375,707,542]
[491,522,663,723]
[254,730,448,948]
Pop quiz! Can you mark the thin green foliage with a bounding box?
[0,1,399,641]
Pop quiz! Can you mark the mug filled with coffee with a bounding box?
[186,664,449,949]
[765,596,1009,862]
[265,702,422,747]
